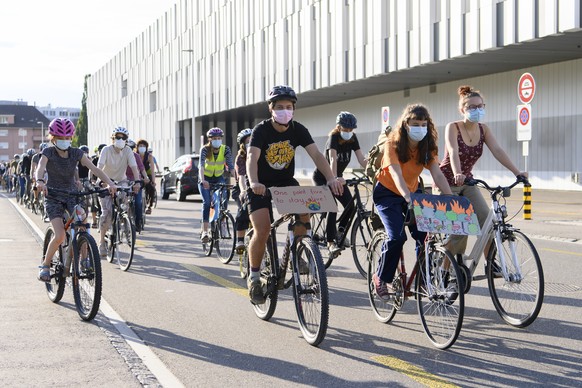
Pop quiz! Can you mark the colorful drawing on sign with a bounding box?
[411,193,481,236]
[306,198,321,211]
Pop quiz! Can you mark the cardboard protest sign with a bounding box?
[410,193,481,236]
[269,186,338,214]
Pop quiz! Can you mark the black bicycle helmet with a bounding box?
[267,85,297,103]
[80,145,89,153]
[237,128,253,145]
[98,143,107,152]
[336,111,358,128]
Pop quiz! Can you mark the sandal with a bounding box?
[38,265,51,282]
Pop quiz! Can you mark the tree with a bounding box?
[73,74,91,147]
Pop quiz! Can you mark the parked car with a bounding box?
[160,154,200,201]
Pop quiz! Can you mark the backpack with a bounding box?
[364,126,391,183]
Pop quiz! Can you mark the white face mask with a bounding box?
[340,131,353,141]
[114,139,126,149]
[138,146,146,154]
[408,126,428,142]
[54,140,71,150]
[211,140,222,148]
[272,109,294,125]
[465,108,486,123]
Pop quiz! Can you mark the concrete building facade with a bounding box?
[87,0,582,190]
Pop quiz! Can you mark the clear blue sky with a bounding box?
[0,0,175,108]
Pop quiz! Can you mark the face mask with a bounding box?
[245,143,250,151]
[340,131,353,141]
[114,139,126,149]
[408,126,428,142]
[465,108,485,123]
[211,140,222,148]
[138,146,146,154]
[54,140,71,150]
[272,109,294,125]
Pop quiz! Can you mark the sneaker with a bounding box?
[372,273,391,300]
[442,271,459,304]
[341,237,350,248]
[98,242,107,256]
[248,277,266,304]
[235,241,245,254]
[201,231,209,244]
[145,207,152,215]
[328,242,342,254]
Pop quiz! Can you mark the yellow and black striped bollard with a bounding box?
[523,184,532,220]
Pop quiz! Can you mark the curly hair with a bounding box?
[388,103,438,165]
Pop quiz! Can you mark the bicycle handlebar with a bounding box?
[465,175,529,193]
[344,176,371,186]
[47,186,110,198]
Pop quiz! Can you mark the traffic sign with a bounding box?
[518,73,536,104]
[381,106,390,129]
[517,104,532,141]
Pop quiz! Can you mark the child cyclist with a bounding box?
[372,104,453,299]
[35,118,116,282]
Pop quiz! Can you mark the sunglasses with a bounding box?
[115,136,127,140]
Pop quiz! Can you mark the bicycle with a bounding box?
[367,193,468,349]
[243,189,330,346]
[310,172,374,277]
[455,176,544,328]
[104,184,137,271]
[42,187,109,321]
[202,183,236,264]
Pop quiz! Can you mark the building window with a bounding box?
[0,142,8,149]
[0,117,8,124]
[150,91,157,112]
[0,130,7,136]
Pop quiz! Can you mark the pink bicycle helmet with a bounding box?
[48,118,75,137]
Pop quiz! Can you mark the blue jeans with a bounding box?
[19,175,27,199]
[373,183,425,283]
[134,189,143,227]
[198,176,225,222]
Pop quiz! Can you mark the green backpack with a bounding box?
[364,126,391,183]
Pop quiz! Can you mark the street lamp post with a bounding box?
[37,121,45,141]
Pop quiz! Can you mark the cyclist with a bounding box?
[34,118,116,282]
[246,85,343,304]
[136,139,156,215]
[126,139,150,232]
[198,127,235,243]
[17,148,35,203]
[89,144,107,228]
[96,127,142,256]
[234,128,253,252]
[372,103,453,300]
[312,111,367,253]
[148,147,161,174]
[433,85,527,260]
[77,145,91,188]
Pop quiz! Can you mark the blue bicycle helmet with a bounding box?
[336,111,358,128]
[237,128,253,145]
[207,127,224,138]
[267,85,297,103]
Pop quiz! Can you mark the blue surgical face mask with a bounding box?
[465,108,485,123]
[340,131,353,141]
[211,140,222,148]
[408,126,427,142]
[54,139,71,150]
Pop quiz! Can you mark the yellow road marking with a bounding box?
[135,240,148,247]
[541,248,582,257]
[372,356,459,388]
[181,263,248,297]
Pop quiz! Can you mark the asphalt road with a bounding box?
[1,185,581,387]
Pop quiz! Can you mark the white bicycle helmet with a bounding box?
[112,126,130,138]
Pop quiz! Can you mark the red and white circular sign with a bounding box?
[518,73,536,104]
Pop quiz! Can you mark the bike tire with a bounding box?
[367,231,398,323]
[202,223,214,256]
[351,214,374,278]
[416,245,464,350]
[486,229,544,328]
[310,213,332,268]
[239,229,252,279]
[43,227,66,303]
[115,214,136,271]
[252,235,278,321]
[106,224,115,263]
[72,232,102,321]
[216,212,236,264]
[292,235,329,346]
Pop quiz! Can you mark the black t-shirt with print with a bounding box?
[313,132,360,183]
[250,119,314,187]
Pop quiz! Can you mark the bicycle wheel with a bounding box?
[239,230,251,279]
[416,245,464,350]
[43,227,66,303]
[114,214,136,271]
[310,214,332,268]
[351,214,374,278]
[486,229,544,328]
[367,231,398,323]
[216,212,236,264]
[292,235,329,346]
[72,232,102,321]
[252,235,278,321]
[202,221,214,256]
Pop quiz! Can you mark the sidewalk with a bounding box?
[0,194,143,387]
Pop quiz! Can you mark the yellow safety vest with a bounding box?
[204,145,226,177]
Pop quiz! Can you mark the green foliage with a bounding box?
[73,74,90,147]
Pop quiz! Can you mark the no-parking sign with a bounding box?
[517,104,532,141]
[381,106,390,129]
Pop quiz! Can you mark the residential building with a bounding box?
[0,105,49,162]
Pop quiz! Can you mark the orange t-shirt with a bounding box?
[376,139,436,194]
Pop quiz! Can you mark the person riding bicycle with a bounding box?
[136,139,156,215]
[97,127,142,256]
[198,127,235,243]
[89,143,107,228]
[312,111,367,254]
[432,85,528,261]
[246,84,343,304]
[126,139,150,232]
[233,128,253,252]
[34,118,116,282]
[372,104,453,300]
[17,148,35,203]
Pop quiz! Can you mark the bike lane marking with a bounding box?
[540,248,582,256]
[181,263,247,297]
[372,355,459,388]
